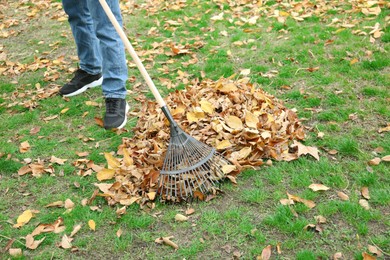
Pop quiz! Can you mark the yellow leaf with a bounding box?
[14,210,33,228]
[218,82,238,93]
[199,100,214,114]
[245,110,259,128]
[122,149,134,166]
[225,115,243,130]
[175,214,188,222]
[186,108,205,123]
[350,58,359,65]
[308,184,330,192]
[222,165,236,174]
[60,108,69,114]
[216,140,232,150]
[240,69,251,76]
[96,168,116,181]
[147,192,156,200]
[104,152,120,169]
[88,220,96,231]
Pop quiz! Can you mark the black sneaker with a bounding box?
[59,69,103,97]
[104,98,130,129]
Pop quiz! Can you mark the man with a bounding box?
[60,0,129,130]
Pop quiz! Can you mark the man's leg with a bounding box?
[60,0,103,97]
[88,0,129,129]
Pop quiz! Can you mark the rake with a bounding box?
[99,0,231,201]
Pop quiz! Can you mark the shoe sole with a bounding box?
[62,77,103,97]
[116,102,130,129]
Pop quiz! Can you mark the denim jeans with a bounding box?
[62,0,128,99]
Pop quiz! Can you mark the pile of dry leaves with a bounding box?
[94,76,319,207]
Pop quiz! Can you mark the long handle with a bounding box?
[99,0,166,107]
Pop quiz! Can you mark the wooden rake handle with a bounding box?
[99,0,166,107]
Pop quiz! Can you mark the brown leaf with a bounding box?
[70,224,82,238]
[30,127,41,135]
[368,158,381,166]
[359,199,370,210]
[185,208,195,215]
[64,199,75,210]
[116,228,123,238]
[50,156,67,165]
[155,236,179,250]
[225,115,243,130]
[19,141,31,153]
[361,187,370,200]
[381,155,390,162]
[368,245,382,257]
[94,117,104,127]
[3,238,15,254]
[96,168,116,181]
[104,152,120,169]
[258,245,272,260]
[362,252,377,260]
[45,201,64,208]
[293,141,320,160]
[58,234,73,249]
[25,235,45,250]
[337,191,349,201]
[174,214,188,222]
[314,215,327,224]
[309,183,330,192]
[333,252,343,259]
[9,248,22,257]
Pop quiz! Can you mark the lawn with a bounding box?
[0,0,389,259]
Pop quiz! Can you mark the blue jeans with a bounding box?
[62,0,128,99]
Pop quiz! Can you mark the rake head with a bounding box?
[158,107,231,201]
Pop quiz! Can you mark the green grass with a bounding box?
[0,0,389,259]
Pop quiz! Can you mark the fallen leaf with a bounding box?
[368,245,382,257]
[225,115,243,130]
[70,224,82,238]
[88,220,96,231]
[13,210,34,228]
[25,234,45,250]
[333,252,343,259]
[96,168,116,181]
[9,248,22,257]
[45,201,64,208]
[104,153,120,169]
[309,183,330,192]
[258,245,271,260]
[362,252,377,260]
[293,141,320,160]
[315,215,327,224]
[116,228,123,238]
[64,199,75,210]
[361,187,370,200]
[50,156,67,165]
[359,199,370,210]
[337,191,349,201]
[368,158,381,166]
[381,155,390,162]
[174,214,188,222]
[58,234,73,249]
[155,236,179,250]
[185,208,195,215]
[19,141,31,153]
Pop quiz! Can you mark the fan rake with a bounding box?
[99,0,232,201]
